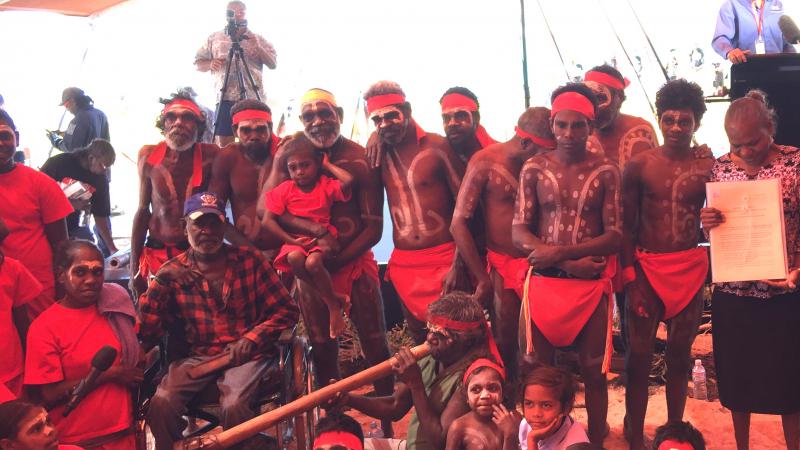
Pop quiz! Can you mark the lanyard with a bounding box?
[753,0,766,37]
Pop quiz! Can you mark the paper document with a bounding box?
[706,179,787,283]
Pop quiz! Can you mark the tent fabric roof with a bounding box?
[0,0,126,16]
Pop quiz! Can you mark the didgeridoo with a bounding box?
[175,342,431,450]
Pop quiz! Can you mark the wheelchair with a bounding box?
[135,324,317,450]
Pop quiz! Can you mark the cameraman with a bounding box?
[195,1,277,147]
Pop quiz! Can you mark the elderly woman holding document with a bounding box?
[700,89,800,450]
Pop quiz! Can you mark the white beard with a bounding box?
[166,134,197,152]
[304,127,340,149]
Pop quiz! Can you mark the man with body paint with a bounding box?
[512,83,621,444]
[621,80,712,450]
[363,81,468,344]
[129,94,220,298]
[439,87,497,163]
[208,98,282,256]
[450,107,555,380]
[265,88,395,435]
[582,65,658,168]
[582,65,659,348]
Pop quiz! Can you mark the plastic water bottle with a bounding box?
[367,421,384,438]
[692,359,708,401]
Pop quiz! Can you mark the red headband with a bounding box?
[428,315,482,331]
[657,440,695,450]
[313,432,363,450]
[551,92,596,120]
[463,358,506,385]
[440,93,479,112]
[515,126,556,149]
[232,109,272,125]
[163,99,201,118]
[584,70,630,91]
[366,93,406,115]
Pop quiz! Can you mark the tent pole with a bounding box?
[520,0,531,108]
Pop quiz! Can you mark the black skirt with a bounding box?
[712,289,800,414]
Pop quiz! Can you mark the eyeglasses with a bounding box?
[300,109,335,123]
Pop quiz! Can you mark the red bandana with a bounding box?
[657,440,695,450]
[428,314,503,367]
[440,93,478,112]
[162,99,201,118]
[366,93,406,115]
[232,109,272,125]
[313,432,363,450]
[584,70,630,91]
[551,92,596,120]
[463,358,506,385]
[515,126,556,149]
[428,315,482,331]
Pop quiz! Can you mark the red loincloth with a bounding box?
[635,246,709,320]
[331,250,380,298]
[385,242,456,322]
[522,256,616,373]
[486,249,529,297]
[137,244,186,278]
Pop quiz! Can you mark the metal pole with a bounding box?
[520,0,531,108]
[625,0,670,82]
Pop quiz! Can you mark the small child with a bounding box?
[519,363,589,450]
[445,358,519,450]
[263,138,353,338]
[652,421,706,450]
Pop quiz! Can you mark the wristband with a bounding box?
[622,266,636,286]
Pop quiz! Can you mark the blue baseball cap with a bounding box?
[184,192,225,220]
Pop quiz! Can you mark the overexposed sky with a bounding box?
[1,0,798,257]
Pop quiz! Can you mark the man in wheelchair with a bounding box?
[138,192,299,450]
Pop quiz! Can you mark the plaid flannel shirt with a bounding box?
[138,245,298,356]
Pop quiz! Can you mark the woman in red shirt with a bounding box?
[24,241,141,450]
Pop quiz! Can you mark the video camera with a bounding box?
[225,9,248,41]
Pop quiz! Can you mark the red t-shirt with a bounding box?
[0,256,42,388]
[0,382,15,403]
[0,165,72,317]
[265,175,349,226]
[24,303,132,444]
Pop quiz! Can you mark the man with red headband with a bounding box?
[439,87,497,163]
[582,65,658,168]
[512,83,621,444]
[363,81,468,343]
[341,292,491,450]
[621,80,712,450]
[451,107,555,380]
[313,413,364,450]
[265,88,394,435]
[208,98,282,255]
[130,93,219,298]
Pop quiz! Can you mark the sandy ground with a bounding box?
[348,334,790,450]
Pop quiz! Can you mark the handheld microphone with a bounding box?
[63,346,117,417]
[779,15,800,45]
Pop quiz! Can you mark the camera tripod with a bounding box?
[212,30,262,140]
